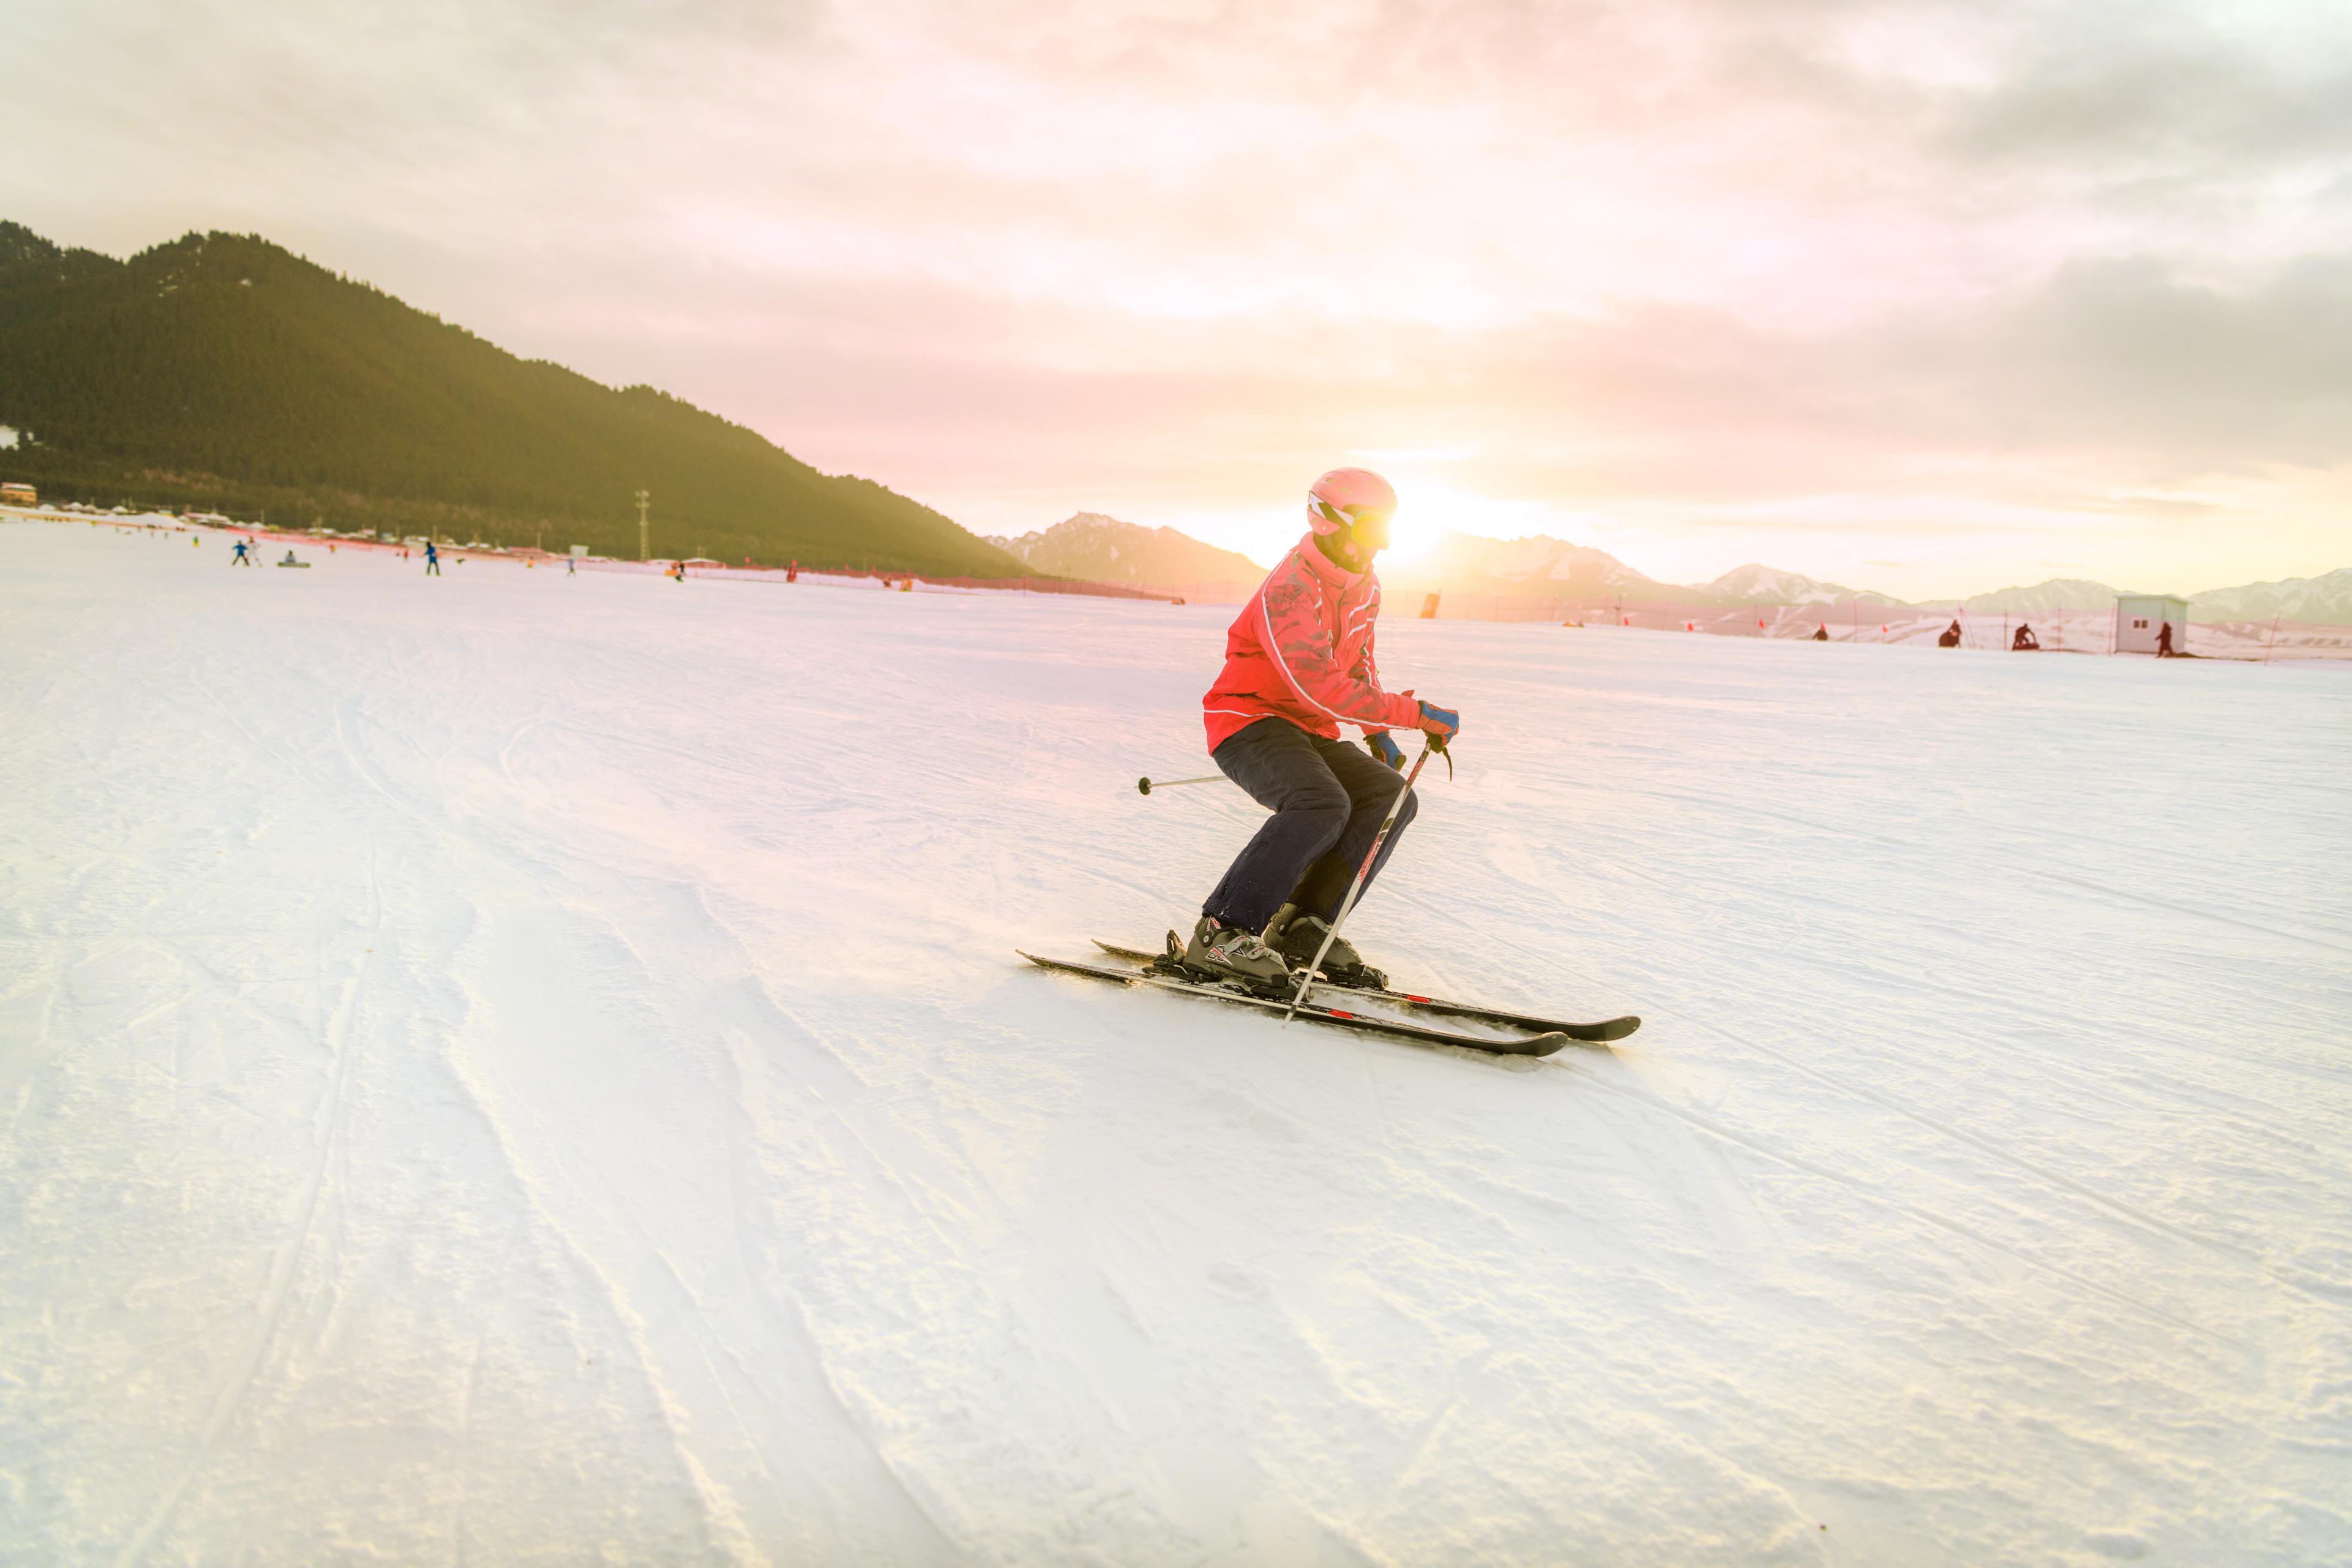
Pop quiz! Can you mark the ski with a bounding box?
[1020,951,1582,1057]
[1088,940,1640,1044]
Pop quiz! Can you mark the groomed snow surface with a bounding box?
[4,519,2348,1567]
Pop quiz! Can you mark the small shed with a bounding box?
[2114,594,2189,655]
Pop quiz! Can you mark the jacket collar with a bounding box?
[1292,531,1376,594]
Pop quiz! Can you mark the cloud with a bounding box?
[1939,7,2352,173]
[6,0,2350,592]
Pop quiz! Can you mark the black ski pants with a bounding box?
[1202,717,1418,934]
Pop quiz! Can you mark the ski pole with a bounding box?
[1281,738,1441,1025]
[1137,774,1224,795]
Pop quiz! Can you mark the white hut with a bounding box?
[2114,594,2190,655]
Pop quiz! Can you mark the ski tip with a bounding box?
[1597,1016,1642,1042]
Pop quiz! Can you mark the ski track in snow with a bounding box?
[2,519,2349,1566]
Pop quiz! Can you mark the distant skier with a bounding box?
[1937,619,1962,647]
[2157,620,2175,657]
[231,540,251,567]
[566,553,576,576]
[1812,625,1828,642]
[1183,468,1460,985]
[424,541,442,576]
[2013,624,2040,650]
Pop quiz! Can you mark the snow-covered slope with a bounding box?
[5,519,2349,1565]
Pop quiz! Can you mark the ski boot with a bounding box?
[1177,916,1291,990]
[1267,909,1389,990]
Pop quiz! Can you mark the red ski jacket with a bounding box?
[1202,532,1422,753]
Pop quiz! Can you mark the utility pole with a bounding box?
[636,489,650,562]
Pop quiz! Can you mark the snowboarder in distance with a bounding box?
[566,553,576,576]
[1937,619,1962,647]
[2013,623,2040,650]
[2157,620,2175,657]
[424,541,442,576]
[1812,625,1828,642]
[1185,467,1460,986]
[231,540,251,566]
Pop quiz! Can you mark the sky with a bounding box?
[10,0,2352,597]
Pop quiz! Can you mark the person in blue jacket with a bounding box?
[231,540,252,566]
[424,541,442,577]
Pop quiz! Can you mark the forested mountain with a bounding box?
[0,223,1023,573]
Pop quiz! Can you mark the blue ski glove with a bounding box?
[1416,700,1460,740]
[1366,731,1404,770]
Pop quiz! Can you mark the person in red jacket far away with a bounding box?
[1183,468,1461,986]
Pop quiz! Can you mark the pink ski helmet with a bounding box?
[1306,467,1397,536]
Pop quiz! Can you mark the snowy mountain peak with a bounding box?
[986,513,1266,592]
[986,514,2352,622]
[1383,531,1666,596]
[2190,567,2352,624]
[1700,564,1906,607]
[1959,578,2130,615]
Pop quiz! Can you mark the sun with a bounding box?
[1371,472,1559,564]
[1381,507,1444,563]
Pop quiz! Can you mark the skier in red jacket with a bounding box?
[1184,468,1461,985]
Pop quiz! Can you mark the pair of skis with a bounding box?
[1019,937,1640,1058]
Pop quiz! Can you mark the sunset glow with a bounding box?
[12,0,2350,595]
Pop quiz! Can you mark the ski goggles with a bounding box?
[1311,500,1394,529]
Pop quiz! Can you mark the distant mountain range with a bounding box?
[2179,568,2352,624]
[1699,564,1910,610]
[1951,578,2128,616]
[6,216,2335,610]
[1384,532,1664,602]
[0,222,1023,575]
[1379,533,1920,611]
[1942,570,2352,622]
[984,513,1265,597]
[1008,514,2352,624]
